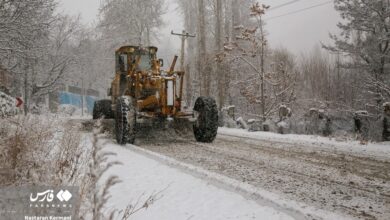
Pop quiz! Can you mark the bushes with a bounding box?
[0,114,89,188]
[0,115,158,219]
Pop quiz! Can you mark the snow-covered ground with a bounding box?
[96,136,359,220]
[75,123,389,220]
[219,127,390,160]
[102,142,297,220]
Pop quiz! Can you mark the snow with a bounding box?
[354,110,368,115]
[0,91,18,117]
[98,139,354,220]
[57,104,78,116]
[218,127,390,160]
[102,142,297,220]
[247,119,256,123]
[57,104,92,120]
[276,121,288,129]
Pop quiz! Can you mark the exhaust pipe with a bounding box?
[169,55,178,73]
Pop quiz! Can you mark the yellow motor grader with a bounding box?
[93,45,218,144]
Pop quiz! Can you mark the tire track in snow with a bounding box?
[133,129,390,220]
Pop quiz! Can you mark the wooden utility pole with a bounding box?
[171,30,196,71]
[171,30,196,105]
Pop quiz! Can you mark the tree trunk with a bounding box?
[216,0,224,109]
[197,0,208,96]
[146,26,151,46]
[259,17,265,118]
[224,0,231,41]
[185,2,195,105]
[23,63,29,115]
[231,0,240,39]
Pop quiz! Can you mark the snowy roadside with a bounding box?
[100,139,352,220]
[0,91,18,117]
[218,127,390,160]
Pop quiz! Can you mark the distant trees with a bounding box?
[324,0,390,114]
[299,47,333,102]
[0,0,83,113]
[268,48,297,112]
[98,0,166,48]
[175,0,389,121]
[4,0,385,121]
[221,3,298,119]
[0,0,56,65]
[29,15,81,98]
[175,0,197,104]
[175,1,298,118]
[177,0,253,107]
[92,0,166,100]
[298,46,360,112]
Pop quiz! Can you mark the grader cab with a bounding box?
[93,46,218,144]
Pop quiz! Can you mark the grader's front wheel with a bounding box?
[115,96,136,145]
[193,96,218,143]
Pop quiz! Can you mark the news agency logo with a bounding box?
[29,189,72,203]
[0,186,78,219]
[56,190,72,202]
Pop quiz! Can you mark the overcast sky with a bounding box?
[59,0,341,56]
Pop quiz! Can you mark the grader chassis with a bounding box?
[93,46,218,144]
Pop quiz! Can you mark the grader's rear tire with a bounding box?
[115,96,136,145]
[93,99,114,119]
[193,96,218,143]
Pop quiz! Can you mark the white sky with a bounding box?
[59,0,101,25]
[58,0,341,55]
[262,0,340,54]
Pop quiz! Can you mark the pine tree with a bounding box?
[324,0,390,114]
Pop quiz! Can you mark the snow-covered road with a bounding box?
[128,127,390,220]
[79,119,390,220]
[102,142,298,220]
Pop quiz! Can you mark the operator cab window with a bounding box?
[118,54,128,72]
[137,53,152,71]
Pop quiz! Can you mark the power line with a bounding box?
[269,0,302,12]
[265,1,333,21]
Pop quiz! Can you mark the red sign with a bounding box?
[16,97,23,107]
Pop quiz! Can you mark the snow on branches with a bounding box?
[324,0,390,114]
[218,2,296,119]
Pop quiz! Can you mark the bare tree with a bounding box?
[0,0,56,67]
[23,15,81,113]
[299,47,333,102]
[269,48,297,109]
[0,0,83,113]
[223,3,271,118]
[30,15,82,98]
